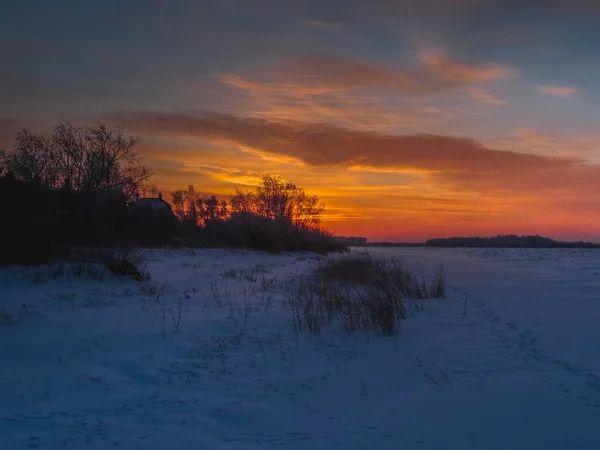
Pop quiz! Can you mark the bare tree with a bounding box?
[0,150,6,177]
[170,175,324,230]
[1,120,151,201]
[50,121,86,190]
[230,175,324,229]
[2,129,55,185]
[184,185,199,224]
[171,190,186,219]
[78,123,150,199]
[229,187,257,215]
[171,185,201,224]
[198,195,228,225]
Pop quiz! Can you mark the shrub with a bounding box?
[315,253,446,299]
[289,273,405,336]
[99,247,150,281]
[190,213,346,254]
[288,252,446,336]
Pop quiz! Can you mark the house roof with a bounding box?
[131,197,171,212]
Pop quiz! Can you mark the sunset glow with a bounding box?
[3,0,600,241]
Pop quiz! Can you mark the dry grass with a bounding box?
[288,252,446,336]
[314,252,445,299]
[100,247,151,281]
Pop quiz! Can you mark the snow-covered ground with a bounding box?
[2,247,600,449]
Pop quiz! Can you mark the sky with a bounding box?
[3,0,600,241]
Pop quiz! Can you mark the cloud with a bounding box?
[219,74,425,132]
[216,50,513,132]
[109,111,564,169]
[109,111,600,199]
[538,85,578,97]
[264,50,514,98]
[417,49,514,85]
[464,86,506,105]
[485,128,600,159]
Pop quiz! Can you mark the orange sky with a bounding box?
[105,108,600,242]
[4,0,600,241]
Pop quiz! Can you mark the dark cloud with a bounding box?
[108,111,600,198]
[267,51,513,95]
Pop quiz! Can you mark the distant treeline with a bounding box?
[337,236,368,246]
[424,235,600,249]
[366,242,425,247]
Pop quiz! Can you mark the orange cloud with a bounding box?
[214,50,513,134]
[111,111,570,170]
[108,111,600,241]
[464,86,506,105]
[239,50,513,99]
[219,74,422,132]
[485,128,600,159]
[538,85,578,97]
[213,51,514,140]
[417,49,514,85]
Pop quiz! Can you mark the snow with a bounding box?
[2,247,600,449]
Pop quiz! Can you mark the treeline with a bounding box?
[0,121,174,264]
[425,235,600,249]
[1,120,344,264]
[366,242,425,247]
[168,175,345,253]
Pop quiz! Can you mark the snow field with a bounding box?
[1,247,600,449]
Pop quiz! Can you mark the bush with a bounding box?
[184,213,346,254]
[98,247,150,281]
[289,273,405,336]
[315,253,446,299]
[288,252,446,336]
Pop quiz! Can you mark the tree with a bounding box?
[0,150,7,177]
[1,121,151,201]
[198,195,228,225]
[229,187,257,215]
[76,122,150,200]
[230,174,324,229]
[2,129,55,185]
[171,185,201,224]
[171,189,186,219]
[168,175,340,253]
[184,185,199,225]
[171,186,228,226]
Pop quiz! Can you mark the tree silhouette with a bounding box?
[198,195,228,225]
[1,121,151,201]
[230,174,324,229]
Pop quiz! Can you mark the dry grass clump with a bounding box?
[288,252,446,336]
[98,247,151,281]
[314,252,445,299]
